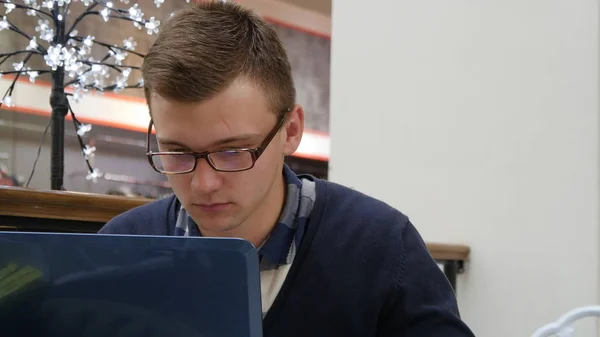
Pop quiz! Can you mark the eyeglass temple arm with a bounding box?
[255,112,289,157]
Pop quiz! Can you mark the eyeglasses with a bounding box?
[146,110,289,175]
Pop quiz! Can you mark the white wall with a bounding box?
[329,1,599,336]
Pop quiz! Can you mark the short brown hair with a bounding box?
[141,1,295,117]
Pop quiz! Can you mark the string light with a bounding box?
[0,0,194,187]
[86,168,101,183]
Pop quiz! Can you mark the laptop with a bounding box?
[0,232,263,337]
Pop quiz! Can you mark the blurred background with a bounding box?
[0,0,331,196]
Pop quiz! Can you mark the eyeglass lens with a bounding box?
[151,150,255,173]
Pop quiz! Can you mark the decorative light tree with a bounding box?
[0,0,188,190]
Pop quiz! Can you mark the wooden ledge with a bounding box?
[427,242,470,261]
[0,186,152,223]
[0,187,471,263]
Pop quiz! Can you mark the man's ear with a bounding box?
[282,104,304,156]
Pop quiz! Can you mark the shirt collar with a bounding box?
[258,164,302,266]
[177,164,304,267]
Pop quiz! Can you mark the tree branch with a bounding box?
[76,0,148,28]
[0,1,53,20]
[70,35,146,58]
[0,53,34,109]
[64,1,72,18]
[66,99,95,173]
[80,83,142,92]
[6,19,47,54]
[66,3,99,36]
[65,69,92,87]
[0,50,42,68]
[76,11,145,27]
[0,70,51,75]
[95,0,137,16]
[82,60,140,71]
[0,50,43,59]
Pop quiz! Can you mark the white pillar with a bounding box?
[329,1,599,336]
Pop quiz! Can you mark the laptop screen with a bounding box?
[0,232,263,337]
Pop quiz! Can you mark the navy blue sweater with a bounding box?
[100,175,475,337]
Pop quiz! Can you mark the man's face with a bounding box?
[149,78,304,235]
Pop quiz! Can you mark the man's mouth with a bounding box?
[192,202,232,213]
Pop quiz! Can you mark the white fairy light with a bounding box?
[4,3,15,14]
[82,35,94,47]
[12,61,24,71]
[128,4,142,19]
[35,19,54,42]
[123,37,136,51]
[23,0,41,16]
[66,60,84,78]
[128,3,143,29]
[1,96,14,107]
[109,49,127,65]
[26,37,38,51]
[100,7,110,22]
[41,1,53,10]
[27,69,39,83]
[86,168,102,182]
[77,124,92,136]
[90,63,101,73]
[0,17,8,31]
[145,17,160,35]
[43,45,62,70]
[83,145,96,159]
[71,84,87,103]
[41,30,53,42]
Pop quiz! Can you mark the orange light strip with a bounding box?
[0,77,330,161]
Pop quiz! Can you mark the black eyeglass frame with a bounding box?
[146,109,290,174]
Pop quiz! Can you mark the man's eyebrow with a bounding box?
[157,133,261,150]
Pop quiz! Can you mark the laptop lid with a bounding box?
[0,232,263,337]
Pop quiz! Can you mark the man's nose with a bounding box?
[190,158,222,194]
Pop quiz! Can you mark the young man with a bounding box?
[100,2,475,336]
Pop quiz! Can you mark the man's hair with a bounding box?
[141,1,295,117]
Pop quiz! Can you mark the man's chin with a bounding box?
[198,222,243,236]
[189,213,240,235]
